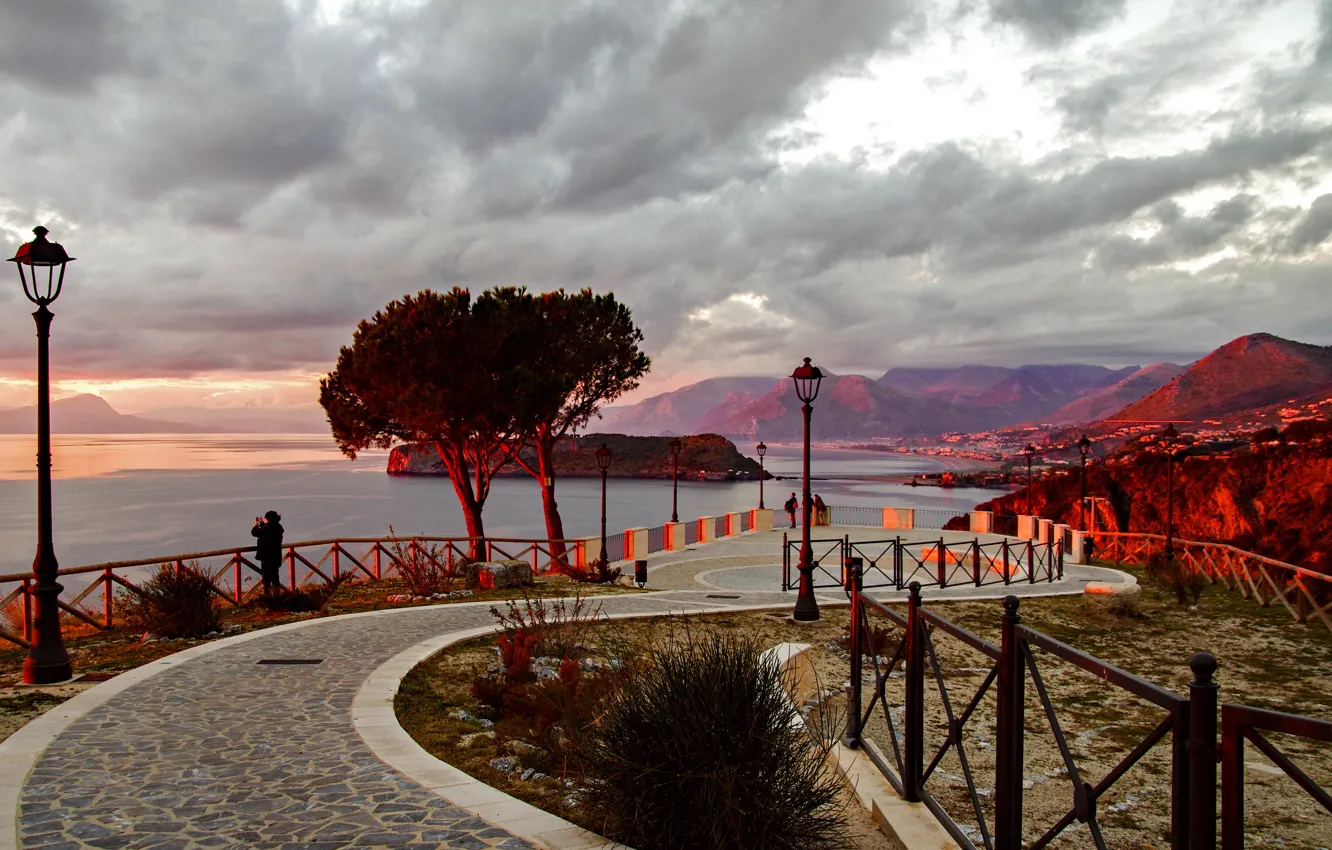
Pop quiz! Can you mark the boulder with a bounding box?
[465,559,533,589]
[1083,581,1141,612]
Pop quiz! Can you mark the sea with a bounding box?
[0,435,1008,576]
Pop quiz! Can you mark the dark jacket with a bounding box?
[252,520,285,565]
[784,496,798,513]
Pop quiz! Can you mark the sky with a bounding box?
[0,0,1330,417]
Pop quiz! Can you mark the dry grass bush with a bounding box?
[563,557,621,585]
[490,590,605,660]
[578,632,849,850]
[255,573,351,613]
[1145,552,1207,607]
[386,527,468,596]
[118,562,221,638]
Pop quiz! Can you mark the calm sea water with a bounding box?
[0,435,1006,575]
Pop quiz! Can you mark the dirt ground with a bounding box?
[399,566,1332,849]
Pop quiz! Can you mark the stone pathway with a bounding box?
[5,528,1119,850]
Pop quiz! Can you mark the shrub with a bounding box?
[942,514,971,531]
[565,557,621,585]
[386,526,467,596]
[1146,551,1207,607]
[119,562,221,638]
[255,573,350,613]
[578,633,848,850]
[490,590,604,659]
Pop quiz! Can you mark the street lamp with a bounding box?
[1160,424,1179,563]
[756,441,767,510]
[10,226,74,684]
[792,357,824,622]
[596,443,612,564]
[1078,434,1092,531]
[1022,443,1037,516]
[668,436,681,523]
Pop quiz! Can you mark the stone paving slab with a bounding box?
[4,527,1126,850]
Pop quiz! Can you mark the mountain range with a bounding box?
[590,334,1332,439]
[0,395,328,434]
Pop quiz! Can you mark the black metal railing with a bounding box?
[831,537,1061,592]
[841,562,1330,848]
[914,507,971,530]
[993,514,1019,537]
[780,533,845,591]
[646,525,666,554]
[828,505,882,527]
[601,532,627,563]
[714,515,727,539]
[1221,704,1332,847]
[740,511,751,532]
[684,521,698,546]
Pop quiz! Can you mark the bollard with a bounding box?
[634,559,648,589]
[1188,653,1219,850]
[995,595,1025,846]
[904,581,925,801]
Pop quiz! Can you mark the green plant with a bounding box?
[578,633,848,850]
[1146,552,1207,607]
[255,573,351,613]
[119,562,221,638]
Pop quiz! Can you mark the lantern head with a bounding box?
[668,436,682,458]
[9,226,74,305]
[757,441,767,459]
[791,357,823,404]
[596,443,612,471]
[1078,434,1091,458]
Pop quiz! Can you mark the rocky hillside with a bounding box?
[975,419,1332,574]
[388,433,769,481]
[1044,362,1184,425]
[0,394,218,434]
[1111,333,1332,424]
[716,372,981,439]
[585,377,778,435]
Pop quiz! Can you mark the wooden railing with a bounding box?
[0,536,588,649]
[1093,532,1332,635]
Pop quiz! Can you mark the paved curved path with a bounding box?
[4,528,1124,850]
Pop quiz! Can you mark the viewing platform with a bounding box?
[1,508,1120,850]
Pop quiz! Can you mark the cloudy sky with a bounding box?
[0,0,1329,417]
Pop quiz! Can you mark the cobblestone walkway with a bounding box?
[10,528,1109,850]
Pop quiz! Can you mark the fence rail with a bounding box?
[912,507,971,530]
[782,536,1061,595]
[0,536,588,649]
[1093,532,1332,635]
[842,564,1330,848]
[828,505,882,527]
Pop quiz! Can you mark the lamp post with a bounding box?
[1161,424,1179,563]
[1078,434,1092,532]
[792,357,824,622]
[596,443,612,564]
[1022,443,1037,516]
[668,436,681,524]
[757,441,767,510]
[10,227,74,685]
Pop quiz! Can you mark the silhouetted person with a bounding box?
[252,510,285,596]
[784,493,798,528]
[814,494,827,526]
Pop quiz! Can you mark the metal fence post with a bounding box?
[895,536,903,589]
[1056,540,1064,581]
[843,557,864,748]
[937,537,947,588]
[973,539,981,586]
[904,581,925,802]
[995,595,1025,847]
[1220,706,1243,850]
[1188,653,1218,850]
[782,531,789,590]
[1028,542,1036,584]
[1002,540,1011,585]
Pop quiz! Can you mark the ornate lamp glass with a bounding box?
[791,357,823,404]
[1078,434,1091,458]
[757,441,766,458]
[668,436,681,458]
[596,443,612,471]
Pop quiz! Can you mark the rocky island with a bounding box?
[387,433,772,481]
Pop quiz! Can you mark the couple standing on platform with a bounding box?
[783,493,827,528]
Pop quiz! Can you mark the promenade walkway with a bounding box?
[3,527,1126,850]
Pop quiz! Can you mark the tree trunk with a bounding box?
[434,441,487,560]
[535,439,570,569]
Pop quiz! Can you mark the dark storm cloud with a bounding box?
[0,0,1329,394]
[989,0,1128,46]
